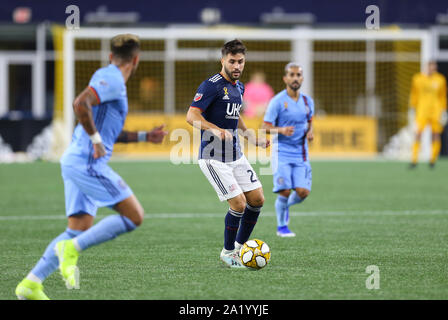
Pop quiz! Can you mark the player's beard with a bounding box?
[288,81,301,91]
[224,66,241,82]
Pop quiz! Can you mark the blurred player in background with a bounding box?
[243,71,274,119]
[262,63,314,237]
[15,34,168,299]
[186,39,270,268]
[409,60,447,169]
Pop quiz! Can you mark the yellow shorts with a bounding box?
[416,117,443,134]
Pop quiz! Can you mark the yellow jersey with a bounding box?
[409,72,447,120]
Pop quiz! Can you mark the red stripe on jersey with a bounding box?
[263,121,273,125]
[88,86,101,104]
[302,129,307,162]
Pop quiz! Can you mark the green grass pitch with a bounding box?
[0,159,447,300]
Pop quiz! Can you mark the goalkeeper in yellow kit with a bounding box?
[409,61,447,168]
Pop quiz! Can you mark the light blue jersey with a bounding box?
[60,64,132,216]
[60,64,128,168]
[264,90,314,161]
[264,90,314,193]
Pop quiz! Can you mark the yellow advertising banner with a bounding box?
[309,116,377,155]
[113,114,377,157]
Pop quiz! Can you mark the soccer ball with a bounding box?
[239,239,271,270]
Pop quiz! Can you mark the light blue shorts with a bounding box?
[272,159,312,193]
[61,164,133,217]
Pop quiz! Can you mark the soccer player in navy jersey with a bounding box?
[186,39,270,268]
[15,34,168,299]
[262,63,314,237]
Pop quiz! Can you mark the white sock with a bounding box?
[72,238,82,252]
[234,241,243,251]
[222,248,234,254]
[26,272,42,284]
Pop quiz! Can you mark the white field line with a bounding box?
[0,209,447,221]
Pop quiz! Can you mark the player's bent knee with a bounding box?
[115,195,145,227]
[245,188,265,208]
[131,207,145,226]
[68,213,94,231]
[296,188,310,199]
[279,189,291,197]
[229,194,247,213]
[233,202,246,213]
[249,194,264,208]
[126,213,144,227]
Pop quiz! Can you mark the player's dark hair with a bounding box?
[110,34,140,61]
[221,39,246,57]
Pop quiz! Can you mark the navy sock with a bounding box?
[236,204,262,245]
[224,209,243,250]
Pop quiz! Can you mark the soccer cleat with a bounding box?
[15,279,50,300]
[234,241,243,255]
[429,162,436,169]
[54,239,80,289]
[277,226,296,237]
[408,163,417,170]
[220,248,245,268]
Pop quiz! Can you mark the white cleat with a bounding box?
[220,248,246,268]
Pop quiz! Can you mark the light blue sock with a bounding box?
[75,215,137,251]
[287,192,304,207]
[275,195,288,227]
[30,228,83,281]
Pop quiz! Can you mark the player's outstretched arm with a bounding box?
[261,122,294,136]
[238,116,270,148]
[186,107,232,141]
[115,125,168,144]
[73,86,106,159]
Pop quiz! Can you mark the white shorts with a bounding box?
[198,155,262,201]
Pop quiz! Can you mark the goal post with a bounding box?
[51,26,431,160]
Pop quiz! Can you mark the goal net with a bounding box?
[49,26,431,161]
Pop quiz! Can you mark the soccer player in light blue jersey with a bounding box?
[262,63,314,237]
[15,34,168,299]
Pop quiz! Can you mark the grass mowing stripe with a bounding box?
[1,209,448,221]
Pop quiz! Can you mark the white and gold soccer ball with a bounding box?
[239,239,271,270]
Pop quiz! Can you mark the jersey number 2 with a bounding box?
[247,170,257,183]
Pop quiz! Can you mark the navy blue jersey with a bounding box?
[190,73,244,162]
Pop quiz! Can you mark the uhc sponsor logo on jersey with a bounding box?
[194,93,203,102]
[226,103,242,120]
